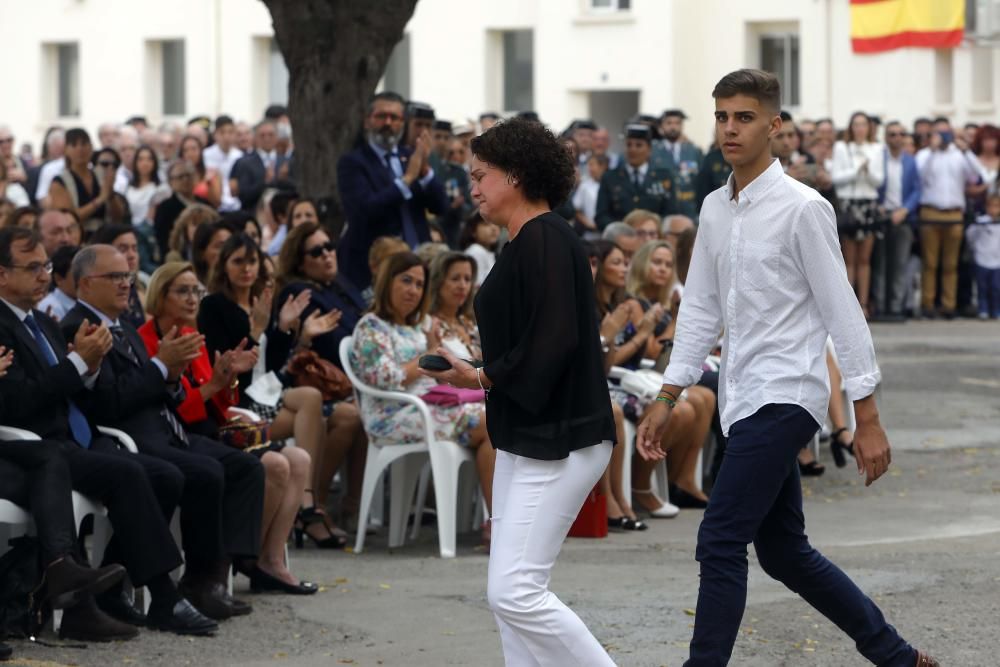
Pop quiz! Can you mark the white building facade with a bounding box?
[3,0,1000,153]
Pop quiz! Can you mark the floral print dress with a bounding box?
[350,313,483,447]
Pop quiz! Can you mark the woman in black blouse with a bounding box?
[423,118,616,666]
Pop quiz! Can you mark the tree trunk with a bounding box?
[262,0,418,236]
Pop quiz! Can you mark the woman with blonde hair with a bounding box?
[622,208,661,244]
[625,239,714,508]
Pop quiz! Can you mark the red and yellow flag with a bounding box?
[850,0,964,53]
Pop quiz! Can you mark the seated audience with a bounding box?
[166,204,220,264]
[197,236,364,549]
[126,145,168,227]
[363,235,410,306]
[2,205,40,230]
[191,220,234,286]
[427,251,481,359]
[154,159,202,257]
[349,252,495,541]
[89,224,148,328]
[47,129,125,231]
[622,209,661,244]
[61,244,264,624]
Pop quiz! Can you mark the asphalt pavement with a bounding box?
[8,319,1000,667]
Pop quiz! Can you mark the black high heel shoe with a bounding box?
[249,567,318,595]
[798,460,826,476]
[294,507,348,549]
[830,428,855,468]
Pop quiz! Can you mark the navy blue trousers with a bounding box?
[684,403,915,667]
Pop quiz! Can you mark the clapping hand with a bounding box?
[227,338,259,375]
[277,289,312,333]
[300,308,341,347]
[600,302,631,342]
[250,286,274,339]
[637,303,665,338]
[0,346,13,377]
[156,326,205,380]
[73,320,113,373]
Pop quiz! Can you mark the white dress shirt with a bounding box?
[37,288,77,321]
[203,144,244,211]
[663,159,880,435]
[915,145,981,209]
[831,141,884,200]
[883,151,903,210]
[35,159,66,201]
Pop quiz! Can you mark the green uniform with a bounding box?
[651,140,703,220]
[595,162,677,230]
[436,160,473,247]
[695,147,732,213]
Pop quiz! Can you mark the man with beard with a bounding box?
[655,109,703,220]
[336,91,448,288]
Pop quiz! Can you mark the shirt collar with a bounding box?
[724,158,784,205]
[77,299,119,328]
[368,139,398,161]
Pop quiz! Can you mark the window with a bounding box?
[383,33,411,99]
[56,43,80,117]
[161,40,186,116]
[590,0,631,10]
[502,30,534,112]
[268,39,289,105]
[760,34,800,107]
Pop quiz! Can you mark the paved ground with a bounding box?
[9,320,1000,666]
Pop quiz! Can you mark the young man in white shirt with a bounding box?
[202,115,244,212]
[637,69,937,667]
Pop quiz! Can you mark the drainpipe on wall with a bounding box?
[825,0,834,119]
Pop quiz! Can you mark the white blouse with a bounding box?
[831,141,884,201]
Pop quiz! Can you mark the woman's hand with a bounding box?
[226,338,259,375]
[600,303,631,341]
[300,308,341,347]
[277,289,311,333]
[250,286,274,338]
[419,346,481,390]
[206,349,239,395]
[424,316,443,353]
[636,303,665,339]
[0,346,13,378]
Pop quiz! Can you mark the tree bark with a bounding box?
[262,0,418,236]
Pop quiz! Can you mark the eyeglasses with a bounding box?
[306,241,336,258]
[0,138,13,145]
[89,272,135,286]
[170,171,194,180]
[96,160,118,168]
[886,132,904,138]
[5,261,53,277]
[169,286,206,300]
[371,112,403,123]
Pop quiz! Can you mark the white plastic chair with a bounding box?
[339,336,478,558]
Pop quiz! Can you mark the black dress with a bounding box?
[475,212,616,461]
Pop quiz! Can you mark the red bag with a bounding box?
[568,486,608,538]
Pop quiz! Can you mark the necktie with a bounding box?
[632,168,642,190]
[385,152,420,248]
[111,325,189,446]
[23,314,91,448]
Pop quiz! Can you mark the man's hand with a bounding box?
[636,400,671,461]
[73,320,112,373]
[156,326,204,380]
[0,346,13,378]
[853,419,892,487]
[403,143,425,185]
[890,208,908,226]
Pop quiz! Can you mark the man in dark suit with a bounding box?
[62,244,264,624]
[0,227,217,639]
[229,120,290,211]
[595,124,678,230]
[337,91,448,288]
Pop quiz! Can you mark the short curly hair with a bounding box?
[469,118,576,209]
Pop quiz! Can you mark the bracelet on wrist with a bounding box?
[655,395,677,408]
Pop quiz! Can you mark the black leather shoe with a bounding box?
[0,642,12,661]
[669,485,709,509]
[46,556,127,610]
[249,567,319,595]
[178,580,232,621]
[146,598,218,636]
[96,588,148,626]
[59,596,139,642]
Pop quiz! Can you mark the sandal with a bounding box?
[294,507,348,549]
[830,427,854,468]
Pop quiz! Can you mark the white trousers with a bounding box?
[487,442,616,667]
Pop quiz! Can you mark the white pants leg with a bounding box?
[487,442,616,667]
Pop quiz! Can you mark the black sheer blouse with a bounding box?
[475,212,616,460]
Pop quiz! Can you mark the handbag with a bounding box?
[286,349,353,402]
[217,416,271,451]
[420,385,485,406]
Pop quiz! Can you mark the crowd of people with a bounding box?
[0,87,995,661]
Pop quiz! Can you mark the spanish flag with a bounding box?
[851,0,964,53]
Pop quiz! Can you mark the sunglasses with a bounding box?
[306,241,336,258]
[886,132,904,138]
[97,160,118,168]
